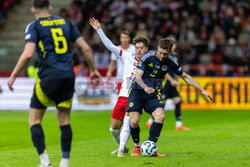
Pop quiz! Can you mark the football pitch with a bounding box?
[0,110,249,167]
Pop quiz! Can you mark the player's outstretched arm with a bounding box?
[180,72,213,101]
[89,17,120,57]
[8,42,35,91]
[75,37,101,79]
[135,68,155,94]
[165,73,180,87]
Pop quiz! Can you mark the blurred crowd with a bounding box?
[64,0,249,77]
[0,0,21,28]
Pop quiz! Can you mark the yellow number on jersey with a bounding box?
[51,28,68,54]
[150,70,158,77]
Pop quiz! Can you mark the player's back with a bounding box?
[25,15,80,81]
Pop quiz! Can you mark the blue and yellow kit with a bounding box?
[25,15,81,109]
[161,53,181,100]
[127,50,183,114]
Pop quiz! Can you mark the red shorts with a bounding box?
[111,97,128,121]
[116,82,122,95]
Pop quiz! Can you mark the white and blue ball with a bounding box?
[141,140,157,156]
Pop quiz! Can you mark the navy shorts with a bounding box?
[126,88,164,114]
[161,82,180,100]
[30,77,75,109]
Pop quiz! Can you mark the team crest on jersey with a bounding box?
[162,65,167,71]
[129,102,134,107]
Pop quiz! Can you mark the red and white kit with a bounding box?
[97,28,138,120]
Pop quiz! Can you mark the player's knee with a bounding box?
[154,112,165,123]
[28,117,41,127]
[130,119,139,128]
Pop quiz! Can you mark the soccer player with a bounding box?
[7,0,100,167]
[127,38,212,157]
[146,37,190,130]
[105,31,135,156]
[106,31,135,94]
[89,17,149,157]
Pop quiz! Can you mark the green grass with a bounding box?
[0,110,250,167]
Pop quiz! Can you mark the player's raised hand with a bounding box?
[8,76,16,91]
[144,86,155,94]
[89,17,101,30]
[201,89,213,102]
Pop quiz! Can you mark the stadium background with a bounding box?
[0,0,249,166]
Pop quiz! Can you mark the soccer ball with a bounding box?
[141,140,157,156]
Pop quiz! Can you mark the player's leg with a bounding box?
[129,111,141,156]
[29,107,51,166]
[173,96,190,130]
[110,118,123,145]
[110,97,127,154]
[118,112,130,157]
[56,107,72,167]
[126,88,143,156]
[30,80,53,166]
[149,107,165,142]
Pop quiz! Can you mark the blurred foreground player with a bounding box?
[8,0,100,166]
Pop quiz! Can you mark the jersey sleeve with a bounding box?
[137,55,150,71]
[169,57,183,75]
[70,21,81,42]
[96,28,121,57]
[111,53,117,61]
[25,22,37,43]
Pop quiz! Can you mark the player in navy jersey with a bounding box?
[7,0,100,166]
[127,37,212,157]
[146,37,190,130]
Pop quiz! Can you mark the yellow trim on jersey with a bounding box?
[39,14,52,18]
[38,40,46,58]
[35,77,56,107]
[162,78,168,88]
[58,97,73,108]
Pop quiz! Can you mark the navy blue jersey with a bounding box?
[25,15,81,81]
[133,50,183,89]
[168,53,178,79]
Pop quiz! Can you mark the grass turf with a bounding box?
[0,110,249,167]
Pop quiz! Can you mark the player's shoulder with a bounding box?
[140,50,157,62]
[25,20,36,33]
[168,53,179,66]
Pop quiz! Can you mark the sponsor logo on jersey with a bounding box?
[148,63,153,67]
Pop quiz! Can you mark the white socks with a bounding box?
[59,158,69,167]
[119,116,130,150]
[39,152,50,166]
[110,127,121,145]
[176,120,182,127]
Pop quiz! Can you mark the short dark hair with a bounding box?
[33,0,50,9]
[158,38,174,51]
[165,36,176,44]
[120,30,130,37]
[133,36,150,47]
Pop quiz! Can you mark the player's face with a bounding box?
[135,42,148,59]
[120,34,130,47]
[157,46,171,62]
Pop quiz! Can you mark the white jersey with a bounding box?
[97,28,138,97]
[111,45,135,79]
